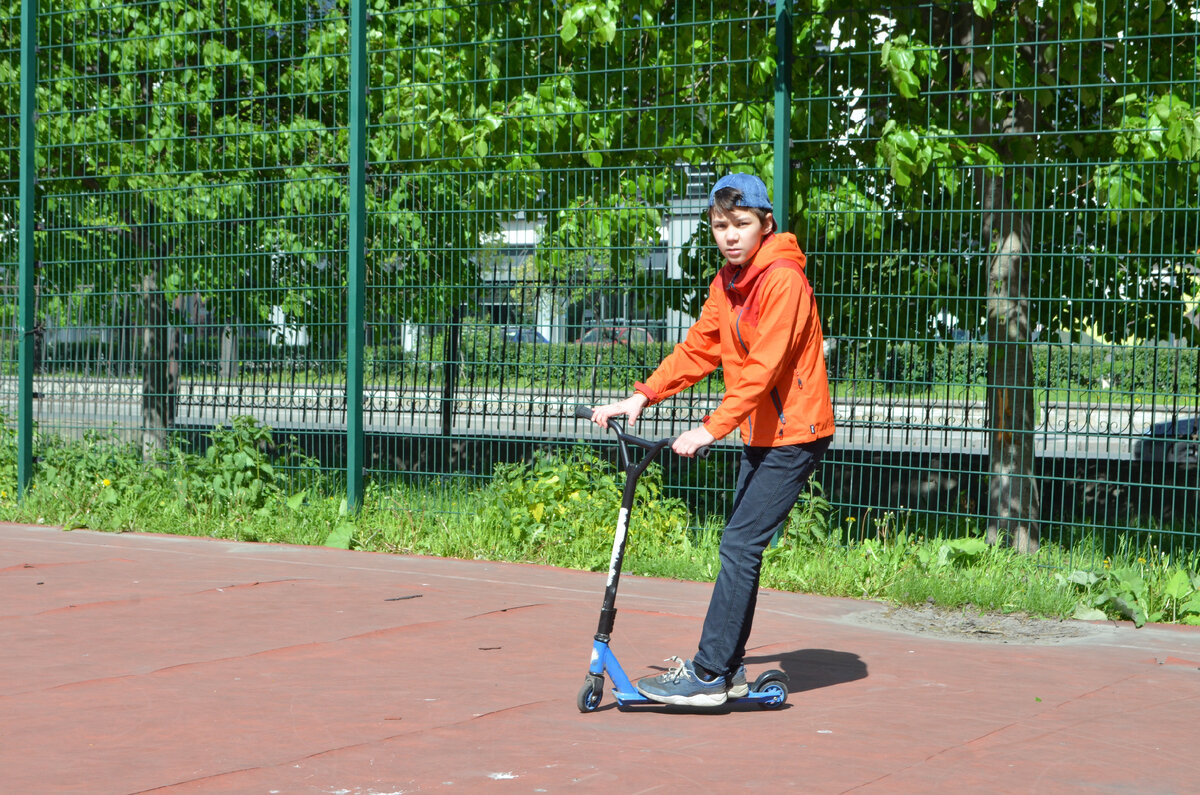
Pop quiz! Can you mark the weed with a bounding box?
[476,447,691,570]
[1061,542,1200,627]
[4,424,1200,626]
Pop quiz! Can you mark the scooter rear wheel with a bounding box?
[577,675,605,713]
[752,670,789,710]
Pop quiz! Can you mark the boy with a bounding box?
[588,172,835,707]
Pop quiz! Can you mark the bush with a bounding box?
[833,340,1200,398]
[476,447,692,569]
[358,327,678,391]
[180,416,321,510]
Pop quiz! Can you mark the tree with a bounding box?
[8,0,1196,536]
[794,0,1200,550]
[395,0,784,307]
[1,1,354,453]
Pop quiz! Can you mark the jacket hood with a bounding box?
[719,232,807,299]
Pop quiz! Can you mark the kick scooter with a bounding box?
[572,404,789,712]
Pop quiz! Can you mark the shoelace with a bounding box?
[658,655,688,682]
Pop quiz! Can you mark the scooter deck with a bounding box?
[611,687,787,708]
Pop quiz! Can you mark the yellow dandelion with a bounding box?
[102,479,111,487]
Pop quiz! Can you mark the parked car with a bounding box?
[576,326,656,345]
[503,327,549,344]
[1134,417,1200,467]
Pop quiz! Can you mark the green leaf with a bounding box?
[895,70,920,99]
[1113,568,1145,596]
[1066,570,1100,587]
[946,537,988,558]
[1180,593,1200,615]
[1164,569,1193,601]
[1073,0,1098,29]
[286,491,307,511]
[560,14,579,43]
[324,522,355,549]
[973,0,997,18]
[1072,604,1108,621]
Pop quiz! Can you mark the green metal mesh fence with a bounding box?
[0,3,17,436]
[26,0,353,477]
[798,3,1200,550]
[372,1,779,525]
[5,0,1200,550]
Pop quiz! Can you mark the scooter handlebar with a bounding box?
[573,403,713,459]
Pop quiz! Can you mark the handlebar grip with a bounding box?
[696,445,712,459]
[573,404,594,420]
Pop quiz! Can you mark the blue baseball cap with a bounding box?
[708,173,773,211]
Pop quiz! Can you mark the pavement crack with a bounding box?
[20,578,309,619]
[1,558,135,574]
[466,699,555,721]
[129,766,264,794]
[464,602,546,620]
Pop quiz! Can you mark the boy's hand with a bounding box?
[590,393,650,429]
[672,425,716,457]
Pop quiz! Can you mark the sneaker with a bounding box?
[636,657,728,707]
[726,664,749,698]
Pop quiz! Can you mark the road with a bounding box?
[0,374,1183,460]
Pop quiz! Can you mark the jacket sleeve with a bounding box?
[635,282,724,403]
[704,268,812,439]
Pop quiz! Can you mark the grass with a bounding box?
[3,420,1200,627]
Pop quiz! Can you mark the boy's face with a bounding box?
[710,207,773,266]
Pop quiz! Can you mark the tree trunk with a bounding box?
[141,265,178,460]
[946,5,1042,552]
[218,323,238,379]
[440,303,463,436]
[981,170,1040,552]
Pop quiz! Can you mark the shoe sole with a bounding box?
[637,687,728,707]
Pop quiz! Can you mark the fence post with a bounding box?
[346,0,366,512]
[773,0,793,228]
[17,0,37,500]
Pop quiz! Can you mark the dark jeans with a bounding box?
[693,436,831,678]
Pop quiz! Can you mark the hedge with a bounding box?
[833,341,1200,397]
[31,327,1200,400]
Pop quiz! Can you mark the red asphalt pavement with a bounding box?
[3,522,1200,794]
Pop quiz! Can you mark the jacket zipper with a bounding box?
[733,311,753,439]
[735,310,787,440]
[770,387,786,436]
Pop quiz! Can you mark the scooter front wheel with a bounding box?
[577,675,605,713]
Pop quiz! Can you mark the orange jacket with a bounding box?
[635,232,835,446]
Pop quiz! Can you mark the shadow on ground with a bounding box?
[744,648,868,693]
[586,649,867,715]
